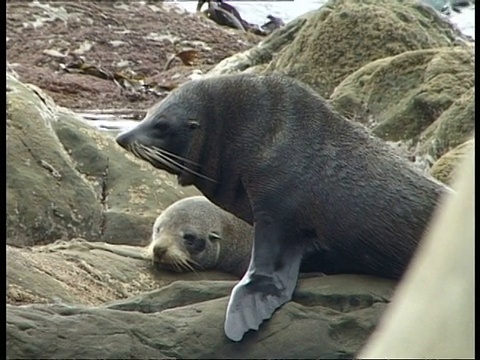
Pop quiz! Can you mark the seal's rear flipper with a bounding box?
[224,218,303,342]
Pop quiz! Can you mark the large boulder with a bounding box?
[7,73,103,246]
[6,73,200,247]
[329,47,474,143]
[7,274,395,359]
[263,0,468,98]
[417,87,475,162]
[429,138,474,186]
[206,11,313,77]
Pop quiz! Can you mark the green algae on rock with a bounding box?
[430,138,474,186]
[330,47,474,143]
[417,87,474,161]
[264,0,469,98]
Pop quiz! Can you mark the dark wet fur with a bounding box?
[116,73,451,341]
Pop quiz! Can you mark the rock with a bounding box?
[417,87,474,162]
[6,1,262,111]
[329,47,474,142]
[7,73,103,247]
[359,144,474,359]
[7,275,395,359]
[263,0,469,98]
[7,239,236,306]
[6,73,200,247]
[429,138,474,186]
[206,11,312,77]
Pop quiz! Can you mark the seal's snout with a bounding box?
[153,245,168,260]
[115,129,134,149]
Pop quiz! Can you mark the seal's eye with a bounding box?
[183,232,206,252]
[183,232,197,246]
[155,122,170,133]
[188,120,200,130]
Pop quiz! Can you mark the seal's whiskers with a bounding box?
[134,143,181,173]
[180,257,196,272]
[139,144,218,184]
[150,145,201,167]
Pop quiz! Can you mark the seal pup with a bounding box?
[115,73,452,342]
[149,196,253,277]
[149,195,331,278]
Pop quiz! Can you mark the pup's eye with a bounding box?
[188,120,200,130]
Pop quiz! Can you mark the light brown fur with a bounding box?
[149,196,253,277]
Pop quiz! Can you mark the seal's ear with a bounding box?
[208,231,221,241]
[188,120,200,130]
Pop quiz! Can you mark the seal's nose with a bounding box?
[153,246,168,260]
[115,130,133,149]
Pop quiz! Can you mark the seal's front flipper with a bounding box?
[224,216,303,342]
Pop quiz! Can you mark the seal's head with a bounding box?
[115,82,212,186]
[148,196,225,273]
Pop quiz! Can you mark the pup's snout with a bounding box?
[153,245,168,260]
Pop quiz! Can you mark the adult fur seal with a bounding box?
[115,73,452,342]
[149,196,252,277]
[359,148,474,359]
[197,0,248,31]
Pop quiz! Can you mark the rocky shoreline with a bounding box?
[7,0,474,358]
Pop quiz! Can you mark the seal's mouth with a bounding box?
[152,250,201,273]
[116,127,217,184]
[125,141,218,184]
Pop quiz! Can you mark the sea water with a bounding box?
[176,0,475,38]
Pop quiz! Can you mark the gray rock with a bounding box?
[7,239,236,306]
[6,73,200,247]
[7,275,395,359]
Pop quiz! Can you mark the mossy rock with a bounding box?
[6,72,200,247]
[206,11,312,77]
[329,47,474,142]
[430,138,474,186]
[264,0,468,98]
[417,87,474,161]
